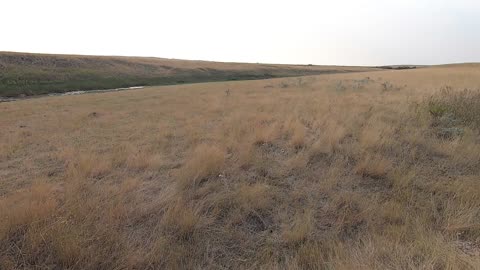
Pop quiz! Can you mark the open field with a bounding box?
[0,52,379,97]
[1,65,480,269]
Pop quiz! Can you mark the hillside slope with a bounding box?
[0,52,378,97]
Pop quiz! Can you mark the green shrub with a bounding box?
[427,103,449,118]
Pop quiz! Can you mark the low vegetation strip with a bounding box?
[0,52,378,97]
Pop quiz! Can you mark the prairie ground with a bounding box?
[1,65,480,269]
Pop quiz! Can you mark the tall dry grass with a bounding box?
[1,65,480,269]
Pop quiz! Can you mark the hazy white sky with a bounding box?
[2,0,479,65]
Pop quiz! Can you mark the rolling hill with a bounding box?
[0,52,380,97]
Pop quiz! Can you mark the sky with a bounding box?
[1,0,479,66]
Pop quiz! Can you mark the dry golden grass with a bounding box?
[354,154,392,179]
[1,64,480,269]
[176,144,226,190]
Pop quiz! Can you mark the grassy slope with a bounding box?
[0,51,378,97]
[1,66,480,269]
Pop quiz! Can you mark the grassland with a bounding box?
[1,64,480,269]
[0,52,378,97]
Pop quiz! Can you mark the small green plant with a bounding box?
[428,102,449,118]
